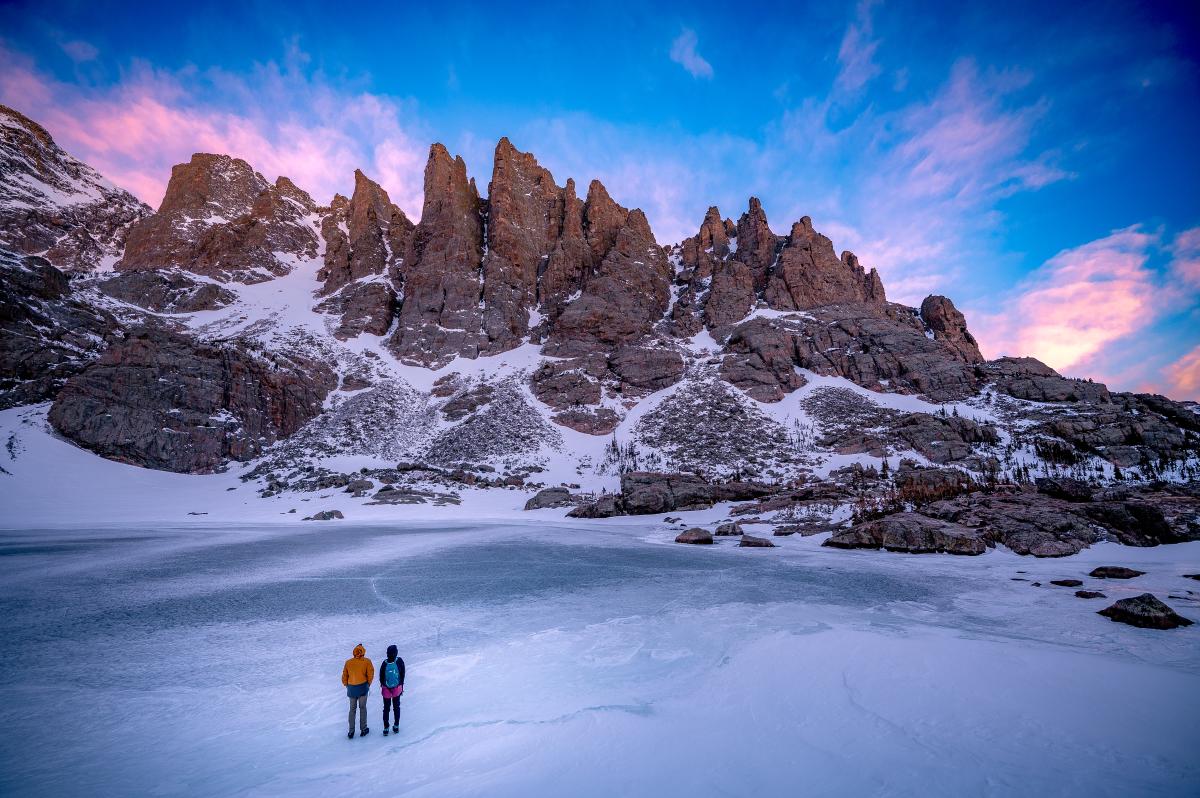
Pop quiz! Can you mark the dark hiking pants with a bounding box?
[383,696,401,727]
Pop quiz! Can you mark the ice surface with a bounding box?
[0,520,1197,796]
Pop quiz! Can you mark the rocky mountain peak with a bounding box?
[0,104,150,271]
[118,152,320,283]
[273,176,315,209]
[386,143,485,366]
[920,294,983,363]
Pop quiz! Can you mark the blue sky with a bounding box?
[3,0,1199,397]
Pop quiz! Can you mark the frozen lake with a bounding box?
[1,521,1198,796]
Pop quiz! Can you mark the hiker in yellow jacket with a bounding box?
[342,644,375,739]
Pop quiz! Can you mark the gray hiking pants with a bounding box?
[348,694,368,733]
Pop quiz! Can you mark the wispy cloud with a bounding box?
[59,39,98,64]
[1170,226,1200,290]
[1162,345,1200,400]
[834,0,882,95]
[0,43,428,216]
[669,29,713,80]
[968,225,1200,398]
[971,226,1159,374]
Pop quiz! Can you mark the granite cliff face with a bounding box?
[1,101,1198,559]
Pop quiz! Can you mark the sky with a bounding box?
[2,0,1198,399]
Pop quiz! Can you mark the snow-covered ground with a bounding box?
[0,517,1197,797]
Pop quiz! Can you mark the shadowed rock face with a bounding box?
[48,328,337,473]
[118,154,319,282]
[0,250,121,409]
[0,105,151,271]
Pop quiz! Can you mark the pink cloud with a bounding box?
[1160,345,1200,401]
[1171,226,1200,290]
[0,44,427,216]
[971,226,1159,375]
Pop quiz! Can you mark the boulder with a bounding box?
[304,510,344,521]
[567,494,621,518]
[1075,590,1107,599]
[824,513,986,555]
[714,521,743,536]
[1088,566,1145,580]
[524,487,575,510]
[738,534,776,548]
[675,527,714,545]
[1050,579,1084,587]
[1098,593,1194,629]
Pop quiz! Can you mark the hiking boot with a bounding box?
[392,724,398,733]
[383,728,389,736]
[361,727,370,736]
[347,731,354,739]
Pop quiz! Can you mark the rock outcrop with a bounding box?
[316,170,413,340]
[569,472,773,517]
[118,154,319,283]
[388,144,485,366]
[97,270,236,313]
[920,295,983,363]
[3,103,1199,526]
[0,250,120,408]
[48,329,336,472]
[824,513,987,555]
[675,527,714,544]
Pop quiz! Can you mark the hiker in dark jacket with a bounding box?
[379,644,405,736]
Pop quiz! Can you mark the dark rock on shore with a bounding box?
[1075,590,1106,599]
[824,513,987,555]
[1098,594,1193,629]
[569,472,774,518]
[1089,566,1145,579]
[1050,579,1084,587]
[524,487,576,510]
[675,528,713,545]
[304,509,344,521]
[738,534,776,548]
